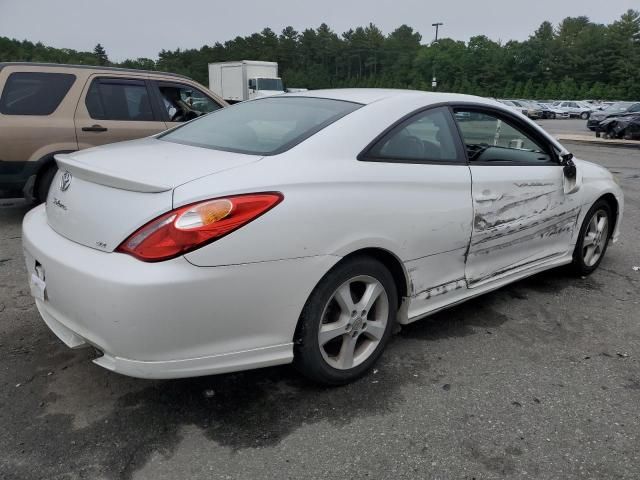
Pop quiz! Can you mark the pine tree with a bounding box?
[93,43,109,66]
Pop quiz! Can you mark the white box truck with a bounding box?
[208,60,284,102]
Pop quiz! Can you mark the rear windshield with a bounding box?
[0,72,76,115]
[159,96,361,155]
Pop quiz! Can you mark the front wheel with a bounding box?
[294,256,398,385]
[571,200,612,275]
[581,112,590,120]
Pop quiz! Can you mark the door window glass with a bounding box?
[85,79,154,121]
[158,84,221,122]
[454,110,552,163]
[0,72,75,115]
[366,107,459,162]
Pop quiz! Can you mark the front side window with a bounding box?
[365,107,459,162]
[160,96,361,155]
[0,72,75,115]
[454,110,552,164]
[158,83,221,122]
[85,78,154,121]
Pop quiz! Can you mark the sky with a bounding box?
[0,0,637,61]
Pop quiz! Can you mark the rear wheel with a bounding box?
[35,164,58,203]
[581,112,590,120]
[294,256,397,385]
[571,200,612,275]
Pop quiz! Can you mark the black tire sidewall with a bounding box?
[36,164,58,204]
[294,256,398,385]
[572,200,613,275]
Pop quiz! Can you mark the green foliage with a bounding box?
[1,10,639,100]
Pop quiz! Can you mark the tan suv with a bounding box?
[0,63,227,202]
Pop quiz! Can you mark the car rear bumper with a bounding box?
[22,205,339,379]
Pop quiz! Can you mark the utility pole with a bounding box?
[431,22,443,90]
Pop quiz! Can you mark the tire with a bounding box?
[35,163,58,203]
[570,200,613,276]
[294,256,398,385]
[551,113,557,119]
[581,112,590,120]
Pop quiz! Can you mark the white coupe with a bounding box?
[23,89,624,385]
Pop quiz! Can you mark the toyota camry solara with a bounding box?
[23,89,624,385]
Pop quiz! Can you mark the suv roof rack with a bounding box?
[0,62,191,80]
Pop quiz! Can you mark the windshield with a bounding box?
[159,96,362,155]
[256,78,284,91]
[604,102,632,113]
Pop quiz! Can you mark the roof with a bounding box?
[283,88,497,107]
[0,62,191,80]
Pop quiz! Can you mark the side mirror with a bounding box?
[561,153,576,179]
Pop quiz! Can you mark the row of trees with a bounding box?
[1,10,639,100]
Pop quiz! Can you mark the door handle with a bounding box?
[82,125,108,132]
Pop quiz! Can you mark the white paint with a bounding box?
[22,89,625,379]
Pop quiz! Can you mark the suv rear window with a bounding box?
[159,96,361,155]
[0,72,76,115]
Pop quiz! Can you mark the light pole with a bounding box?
[432,22,443,43]
[431,22,443,90]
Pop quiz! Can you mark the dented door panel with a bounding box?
[466,165,580,285]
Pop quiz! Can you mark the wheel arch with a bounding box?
[31,150,76,200]
[598,192,619,237]
[340,247,410,303]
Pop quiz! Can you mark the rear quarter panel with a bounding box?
[176,96,473,270]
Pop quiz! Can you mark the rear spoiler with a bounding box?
[55,154,172,193]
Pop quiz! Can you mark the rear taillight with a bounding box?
[116,192,283,262]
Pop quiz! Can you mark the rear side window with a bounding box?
[160,96,361,155]
[0,72,75,115]
[85,78,154,121]
[364,107,460,163]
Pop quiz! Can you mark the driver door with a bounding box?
[453,107,581,286]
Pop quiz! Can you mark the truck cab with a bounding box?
[247,77,284,100]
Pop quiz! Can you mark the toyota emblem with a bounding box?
[59,171,72,191]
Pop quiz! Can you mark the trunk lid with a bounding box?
[47,138,261,252]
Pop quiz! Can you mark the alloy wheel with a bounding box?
[317,275,389,370]
[582,209,609,267]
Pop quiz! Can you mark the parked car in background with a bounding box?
[513,100,543,119]
[598,113,640,140]
[0,63,227,202]
[498,99,527,115]
[587,102,640,131]
[552,101,592,119]
[23,90,623,384]
[536,102,569,119]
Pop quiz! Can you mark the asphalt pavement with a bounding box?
[0,142,639,480]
